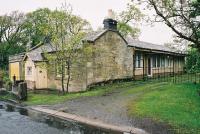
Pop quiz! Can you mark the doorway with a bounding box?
[36,68,48,89]
[147,57,152,76]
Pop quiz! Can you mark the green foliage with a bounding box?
[0,70,11,90]
[0,42,25,69]
[186,48,200,73]
[0,6,92,71]
[117,2,144,38]
[136,0,200,50]
[128,83,200,134]
[24,8,53,47]
[0,11,27,70]
[190,0,200,18]
[117,22,140,38]
[40,6,92,93]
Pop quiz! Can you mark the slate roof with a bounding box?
[126,38,184,54]
[25,43,56,62]
[9,53,25,63]
[83,29,128,44]
[10,29,185,63]
[83,30,108,42]
[84,30,185,55]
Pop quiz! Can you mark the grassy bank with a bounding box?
[0,90,16,101]
[128,83,200,134]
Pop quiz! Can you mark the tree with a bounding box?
[0,11,27,70]
[24,8,53,48]
[132,0,200,51]
[44,6,91,94]
[117,2,144,38]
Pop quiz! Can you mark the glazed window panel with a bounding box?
[161,57,165,67]
[152,56,157,68]
[135,52,143,68]
[157,57,160,67]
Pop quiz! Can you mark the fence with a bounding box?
[138,66,200,84]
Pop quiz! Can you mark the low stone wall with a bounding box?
[87,77,134,89]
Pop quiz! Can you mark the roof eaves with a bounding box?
[132,45,186,56]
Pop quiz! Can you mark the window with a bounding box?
[152,56,157,67]
[152,55,171,68]
[161,57,165,67]
[27,67,32,75]
[135,52,143,68]
[170,58,173,67]
[157,56,160,67]
[178,58,182,67]
[166,57,170,67]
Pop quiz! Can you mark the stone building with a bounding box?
[9,16,186,92]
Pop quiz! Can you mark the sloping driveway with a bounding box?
[44,82,174,134]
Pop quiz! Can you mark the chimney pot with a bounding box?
[103,9,118,31]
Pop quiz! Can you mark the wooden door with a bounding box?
[36,68,47,89]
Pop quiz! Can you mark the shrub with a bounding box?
[0,70,12,90]
[186,48,200,73]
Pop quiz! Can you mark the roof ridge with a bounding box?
[28,42,44,52]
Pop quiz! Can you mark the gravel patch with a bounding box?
[43,84,174,134]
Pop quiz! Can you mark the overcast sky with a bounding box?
[0,0,174,45]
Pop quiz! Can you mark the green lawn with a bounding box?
[25,81,136,105]
[128,83,200,134]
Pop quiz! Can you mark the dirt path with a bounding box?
[43,82,174,134]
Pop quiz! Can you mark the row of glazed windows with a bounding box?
[135,53,184,68]
[152,56,173,68]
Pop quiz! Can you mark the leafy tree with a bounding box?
[117,2,144,38]
[0,11,27,70]
[24,8,53,47]
[132,0,200,51]
[44,6,91,93]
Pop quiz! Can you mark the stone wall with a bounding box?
[87,31,133,86]
[45,31,134,92]
[45,52,88,92]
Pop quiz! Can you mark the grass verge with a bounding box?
[0,91,18,101]
[128,83,200,134]
[24,81,138,105]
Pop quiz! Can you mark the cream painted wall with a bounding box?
[24,57,36,82]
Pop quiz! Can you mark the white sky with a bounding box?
[0,0,174,45]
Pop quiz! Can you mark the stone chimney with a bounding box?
[103,9,118,31]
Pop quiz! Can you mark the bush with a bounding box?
[0,70,12,90]
[186,48,200,73]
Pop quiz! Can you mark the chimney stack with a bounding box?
[103,9,118,31]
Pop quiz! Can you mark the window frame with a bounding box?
[135,52,143,68]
